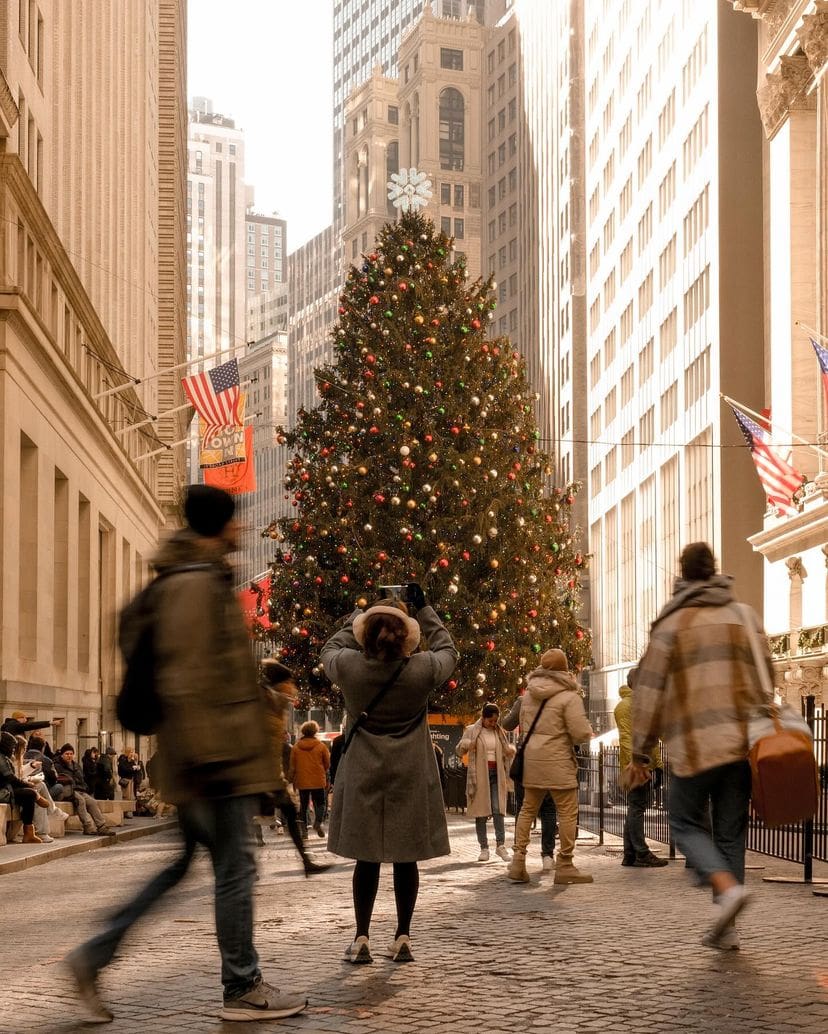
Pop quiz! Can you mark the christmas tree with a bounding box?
[258,209,590,714]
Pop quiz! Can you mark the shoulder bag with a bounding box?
[738,604,819,827]
[340,658,410,758]
[508,698,549,783]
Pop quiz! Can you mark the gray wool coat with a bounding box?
[320,606,457,863]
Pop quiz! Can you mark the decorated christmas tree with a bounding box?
[257,204,590,714]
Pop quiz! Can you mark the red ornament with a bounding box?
[462,551,470,560]
[424,434,433,443]
[340,575,350,584]
[369,295,380,305]
[471,318,481,329]
[338,306,346,315]
[365,354,376,364]
[576,629,585,640]
[437,558,449,569]
[430,318,440,327]
[398,282,408,291]
[450,426,460,435]
[448,679,458,690]
[373,493,386,504]
[377,552,388,562]
[314,577,323,585]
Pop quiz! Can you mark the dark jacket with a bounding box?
[148,529,278,804]
[1,717,51,737]
[329,734,344,785]
[117,755,141,781]
[53,755,89,794]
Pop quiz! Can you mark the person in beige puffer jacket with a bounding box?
[506,649,594,885]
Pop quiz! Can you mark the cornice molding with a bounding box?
[799,0,828,75]
[0,67,19,134]
[757,52,815,137]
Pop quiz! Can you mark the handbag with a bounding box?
[738,604,819,827]
[340,658,410,758]
[508,699,548,783]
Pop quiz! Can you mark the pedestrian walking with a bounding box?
[321,583,457,964]
[629,542,769,950]
[259,659,330,875]
[614,671,668,868]
[288,721,330,838]
[65,485,307,1023]
[505,649,595,885]
[502,696,558,872]
[457,704,515,862]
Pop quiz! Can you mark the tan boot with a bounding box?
[506,851,530,883]
[554,860,593,885]
[22,825,43,844]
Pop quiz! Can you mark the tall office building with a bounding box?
[583,0,765,729]
[0,0,187,746]
[187,99,246,363]
[288,226,339,419]
[245,211,287,297]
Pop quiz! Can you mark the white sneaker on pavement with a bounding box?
[702,925,740,951]
[220,978,307,1021]
[384,935,414,962]
[477,848,490,862]
[708,885,751,943]
[343,936,372,964]
[495,844,511,861]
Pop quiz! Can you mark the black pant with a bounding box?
[353,860,419,939]
[13,786,37,825]
[299,788,326,829]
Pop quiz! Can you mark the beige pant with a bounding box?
[513,786,580,863]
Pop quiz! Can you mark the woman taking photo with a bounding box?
[321,583,457,965]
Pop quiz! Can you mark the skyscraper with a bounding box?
[583,0,765,728]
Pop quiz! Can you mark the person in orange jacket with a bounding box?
[288,722,330,838]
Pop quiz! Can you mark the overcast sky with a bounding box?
[187,0,334,251]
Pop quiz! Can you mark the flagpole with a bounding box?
[133,413,260,463]
[795,320,828,346]
[113,378,255,436]
[93,342,251,401]
[720,393,828,461]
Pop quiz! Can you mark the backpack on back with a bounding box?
[116,563,213,734]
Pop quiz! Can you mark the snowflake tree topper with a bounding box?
[387,167,433,213]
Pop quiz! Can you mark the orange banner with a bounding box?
[204,425,256,494]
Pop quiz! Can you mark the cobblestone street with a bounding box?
[1,814,826,1034]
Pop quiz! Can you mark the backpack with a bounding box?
[116,563,213,734]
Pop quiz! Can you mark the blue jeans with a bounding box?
[669,761,751,885]
[514,782,558,857]
[73,795,260,999]
[475,768,506,848]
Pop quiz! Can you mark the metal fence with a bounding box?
[577,709,826,880]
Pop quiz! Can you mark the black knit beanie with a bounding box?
[184,485,236,538]
[58,743,74,755]
[0,731,16,756]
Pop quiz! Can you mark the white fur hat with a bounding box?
[352,605,421,655]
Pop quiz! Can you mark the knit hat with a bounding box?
[58,743,75,755]
[184,485,236,538]
[0,732,16,756]
[261,659,295,685]
[105,746,118,755]
[540,648,569,671]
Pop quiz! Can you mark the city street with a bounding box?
[1,814,826,1033]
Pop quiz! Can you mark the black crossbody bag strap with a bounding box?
[515,697,549,758]
[341,658,410,757]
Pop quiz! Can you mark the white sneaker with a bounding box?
[37,833,54,843]
[384,935,414,962]
[495,844,511,861]
[709,885,751,942]
[542,856,554,872]
[477,848,490,862]
[344,936,372,964]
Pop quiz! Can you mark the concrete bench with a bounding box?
[56,799,127,832]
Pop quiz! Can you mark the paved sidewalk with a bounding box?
[0,814,825,1033]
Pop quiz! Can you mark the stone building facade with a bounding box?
[0,0,187,752]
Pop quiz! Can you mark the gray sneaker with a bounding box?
[220,979,307,1022]
[66,951,113,1024]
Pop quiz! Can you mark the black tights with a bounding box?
[353,860,419,939]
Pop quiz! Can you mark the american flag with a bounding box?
[182,359,241,440]
[810,338,828,410]
[728,402,804,516]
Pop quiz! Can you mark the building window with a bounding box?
[440,47,463,70]
[439,87,465,171]
[454,183,464,208]
[454,218,464,239]
[388,105,399,124]
[441,182,451,205]
[441,216,452,236]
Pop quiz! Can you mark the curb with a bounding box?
[0,818,178,876]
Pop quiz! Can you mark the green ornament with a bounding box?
[395,414,403,421]
[437,248,445,256]
[425,351,432,359]
[415,533,423,541]
[438,406,446,415]
[531,644,541,653]
[460,326,469,334]
[384,310,393,318]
